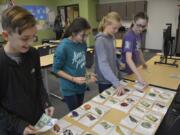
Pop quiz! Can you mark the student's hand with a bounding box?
[72,77,86,84]
[115,85,125,96]
[87,73,97,83]
[45,106,55,117]
[142,63,148,69]
[23,125,37,135]
[137,75,148,86]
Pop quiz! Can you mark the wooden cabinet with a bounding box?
[96,4,110,21]
[135,1,147,14]
[96,1,147,21]
[110,2,126,20]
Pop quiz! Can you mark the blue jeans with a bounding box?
[64,93,84,111]
[98,84,112,93]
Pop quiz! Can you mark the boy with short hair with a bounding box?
[0,6,54,135]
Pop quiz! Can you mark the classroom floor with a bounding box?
[46,50,157,119]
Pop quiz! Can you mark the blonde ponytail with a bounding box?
[98,12,121,32]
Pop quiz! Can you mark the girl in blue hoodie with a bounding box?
[95,12,124,95]
[53,17,96,111]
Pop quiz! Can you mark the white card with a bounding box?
[68,108,87,121]
[119,80,129,86]
[92,120,114,135]
[135,120,156,135]
[102,87,116,96]
[60,125,84,135]
[120,115,140,129]
[130,105,149,118]
[109,125,132,135]
[79,113,100,127]
[152,101,168,114]
[92,93,108,104]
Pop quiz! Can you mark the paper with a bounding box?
[81,101,110,117]
[52,119,71,134]
[130,105,149,118]
[35,113,52,129]
[92,93,108,103]
[134,82,147,90]
[132,89,146,97]
[34,113,59,133]
[120,115,140,129]
[119,80,129,86]
[35,118,58,133]
[138,99,154,109]
[79,113,100,127]
[92,120,114,135]
[144,111,162,124]
[60,125,84,135]
[152,101,168,114]
[135,120,156,135]
[104,97,120,108]
[102,87,116,96]
[109,126,132,135]
[68,108,87,121]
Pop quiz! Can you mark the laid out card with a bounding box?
[52,119,71,134]
[81,101,110,117]
[152,101,168,114]
[68,108,87,121]
[120,115,141,129]
[92,120,114,135]
[60,125,84,135]
[138,99,154,109]
[135,120,156,135]
[144,111,162,125]
[79,113,100,127]
[104,97,120,108]
[130,105,149,118]
[119,80,129,86]
[102,87,116,96]
[132,89,146,97]
[134,82,147,90]
[109,125,132,135]
[92,93,108,104]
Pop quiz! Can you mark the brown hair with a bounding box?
[134,12,149,22]
[1,6,36,35]
[98,12,121,32]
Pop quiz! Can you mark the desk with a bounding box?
[42,81,176,135]
[49,40,60,44]
[34,44,57,50]
[124,55,180,90]
[40,54,63,100]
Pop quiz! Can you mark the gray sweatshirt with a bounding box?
[94,32,120,87]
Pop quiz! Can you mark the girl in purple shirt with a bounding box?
[121,12,149,85]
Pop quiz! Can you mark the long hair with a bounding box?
[98,12,121,32]
[63,17,91,38]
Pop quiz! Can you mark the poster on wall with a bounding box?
[24,5,52,30]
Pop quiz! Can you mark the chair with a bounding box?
[37,45,50,56]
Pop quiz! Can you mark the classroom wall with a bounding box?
[99,0,179,50]
[57,0,98,47]
[0,0,58,44]
[146,0,179,50]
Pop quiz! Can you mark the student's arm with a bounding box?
[126,52,146,84]
[139,50,147,68]
[53,45,86,84]
[95,39,121,88]
[57,70,86,84]
[34,50,54,116]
